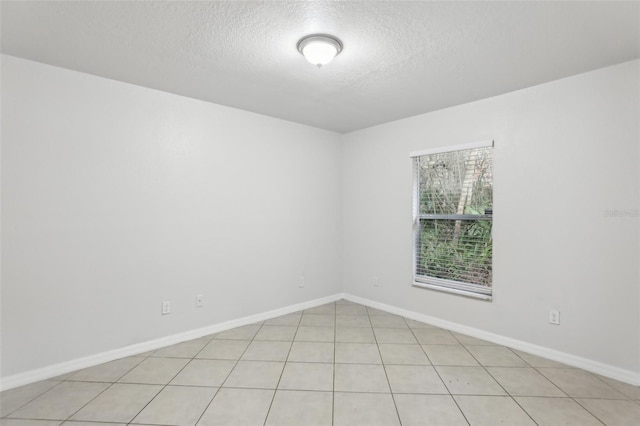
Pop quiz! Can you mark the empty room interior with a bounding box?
[1,1,640,425]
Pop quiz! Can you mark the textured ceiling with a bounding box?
[2,1,639,133]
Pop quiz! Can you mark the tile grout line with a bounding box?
[125,343,211,425]
[193,321,266,426]
[57,380,117,423]
[463,343,540,425]
[52,354,155,424]
[571,397,612,426]
[449,334,493,424]
[260,311,303,426]
[332,301,337,426]
[509,349,571,399]
[513,349,625,424]
[585,369,634,401]
[445,333,554,424]
[404,316,471,426]
[146,333,221,426]
[368,307,403,426]
[1,379,66,419]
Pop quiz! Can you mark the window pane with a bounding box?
[417,219,492,287]
[418,147,492,216]
[413,143,493,295]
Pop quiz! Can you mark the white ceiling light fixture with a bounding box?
[297,34,343,68]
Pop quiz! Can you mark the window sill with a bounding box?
[412,281,493,301]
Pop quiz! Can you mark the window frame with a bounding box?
[410,140,494,301]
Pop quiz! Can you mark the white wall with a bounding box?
[1,55,342,377]
[342,60,640,376]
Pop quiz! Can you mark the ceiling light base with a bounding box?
[297,34,343,68]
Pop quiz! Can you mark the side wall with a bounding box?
[342,60,640,378]
[1,55,343,377]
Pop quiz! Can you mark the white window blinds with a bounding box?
[411,140,493,299]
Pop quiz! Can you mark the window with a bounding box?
[411,140,493,300]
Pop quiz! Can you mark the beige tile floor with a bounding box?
[2,300,639,426]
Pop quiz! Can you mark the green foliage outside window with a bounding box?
[416,147,493,287]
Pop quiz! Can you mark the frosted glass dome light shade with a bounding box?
[297,34,343,68]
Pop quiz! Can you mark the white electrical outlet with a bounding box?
[298,275,305,288]
[196,295,204,308]
[373,276,380,287]
[549,309,560,325]
[162,300,171,315]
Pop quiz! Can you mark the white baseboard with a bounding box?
[343,293,640,386]
[4,292,638,390]
[0,293,345,391]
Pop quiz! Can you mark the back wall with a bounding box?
[342,60,640,380]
